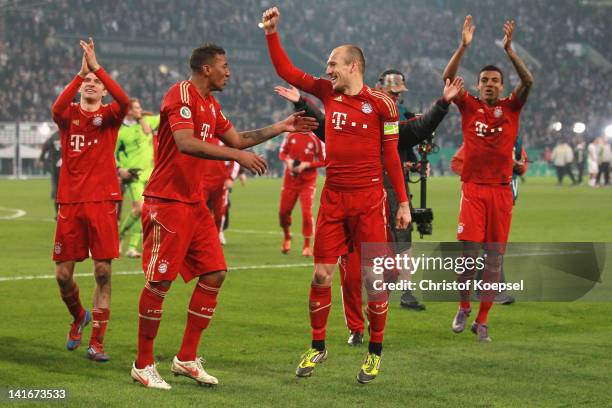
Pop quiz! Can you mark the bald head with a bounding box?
[330,45,364,75]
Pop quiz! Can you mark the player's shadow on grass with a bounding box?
[0,336,130,377]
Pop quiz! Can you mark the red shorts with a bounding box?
[142,198,227,282]
[53,201,119,262]
[457,182,513,250]
[314,186,389,264]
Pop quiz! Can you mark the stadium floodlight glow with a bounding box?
[38,122,51,136]
[551,121,562,132]
[573,122,586,134]
[605,124,612,139]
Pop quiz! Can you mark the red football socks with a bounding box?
[304,237,311,248]
[367,300,388,344]
[136,283,168,369]
[476,301,493,324]
[60,282,85,322]
[90,308,110,345]
[309,284,331,346]
[177,281,220,362]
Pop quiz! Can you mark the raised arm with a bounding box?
[219,111,318,150]
[442,15,474,82]
[80,38,130,118]
[51,75,83,126]
[262,7,327,97]
[51,55,89,126]
[503,21,534,103]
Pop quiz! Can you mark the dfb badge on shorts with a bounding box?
[361,102,373,114]
[180,106,192,119]
[158,260,169,274]
[54,242,62,255]
[93,115,103,127]
[494,106,503,118]
[457,223,464,234]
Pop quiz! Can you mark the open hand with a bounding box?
[442,76,464,103]
[237,151,267,175]
[281,111,318,133]
[78,54,90,78]
[80,37,100,71]
[461,15,475,47]
[503,20,516,51]
[274,85,300,103]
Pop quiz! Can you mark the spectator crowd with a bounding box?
[1,0,610,149]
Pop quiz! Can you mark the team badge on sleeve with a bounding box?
[383,121,399,135]
[180,106,192,119]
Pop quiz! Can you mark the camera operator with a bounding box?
[276,71,463,344]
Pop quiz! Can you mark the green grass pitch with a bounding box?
[0,176,611,407]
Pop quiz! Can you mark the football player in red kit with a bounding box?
[278,129,325,256]
[131,43,317,390]
[262,7,411,383]
[51,38,130,362]
[201,135,239,242]
[443,16,533,341]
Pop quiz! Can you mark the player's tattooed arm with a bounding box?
[174,129,267,175]
[222,111,318,149]
[442,15,474,83]
[503,20,534,102]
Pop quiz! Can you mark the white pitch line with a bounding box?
[227,228,282,235]
[0,207,26,220]
[0,262,312,282]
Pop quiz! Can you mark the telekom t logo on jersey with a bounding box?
[475,121,488,137]
[475,121,502,137]
[331,112,347,130]
[200,123,211,140]
[70,134,85,151]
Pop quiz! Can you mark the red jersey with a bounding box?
[279,131,325,185]
[266,32,407,202]
[51,70,129,203]
[455,91,525,184]
[451,143,529,177]
[144,80,233,203]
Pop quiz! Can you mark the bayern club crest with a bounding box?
[494,106,503,118]
[54,242,62,255]
[92,116,103,126]
[158,260,169,274]
[361,102,373,114]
